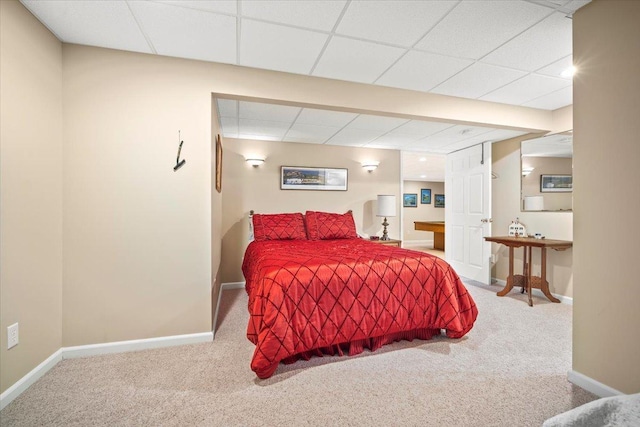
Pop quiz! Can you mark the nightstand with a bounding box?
[370,239,402,247]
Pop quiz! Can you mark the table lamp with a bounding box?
[376,195,396,241]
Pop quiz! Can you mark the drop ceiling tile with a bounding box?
[482,12,572,72]
[284,124,342,144]
[238,101,300,122]
[480,74,571,105]
[217,99,238,118]
[444,129,528,151]
[537,55,573,79]
[431,63,527,99]
[238,118,290,140]
[156,0,237,15]
[390,120,454,137]
[366,134,420,149]
[522,85,573,110]
[376,50,473,92]
[410,124,494,150]
[563,0,593,13]
[241,0,346,32]
[416,0,551,60]
[129,1,236,63]
[324,128,384,147]
[240,20,329,74]
[219,117,239,138]
[346,114,409,132]
[313,37,405,84]
[21,0,152,53]
[295,108,358,127]
[336,0,455,47]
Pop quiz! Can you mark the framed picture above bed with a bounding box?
[280,166,348,191]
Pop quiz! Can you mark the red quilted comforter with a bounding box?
[242,239,478,378]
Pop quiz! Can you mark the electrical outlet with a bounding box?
[7,323,19,349]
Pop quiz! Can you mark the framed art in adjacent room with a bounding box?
[403,193,418,207]
[215,134,222,193]
[421,189,431,204]
[540,174,572,192]
[434,194,445,208]
[280,166,348,191]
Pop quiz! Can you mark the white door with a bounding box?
[445,143,492,284]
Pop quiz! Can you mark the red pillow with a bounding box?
[252,213,307,241]
[305,211,357,240]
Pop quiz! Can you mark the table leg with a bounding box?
[540,247,561,303]
[521,246,528,294]
[527,246,533,307]
[497,246,515,296]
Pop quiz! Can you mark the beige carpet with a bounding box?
[0,280,596,426]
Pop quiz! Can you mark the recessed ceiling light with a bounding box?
[419,157,426,162]
[561,66,576,78]
[420,175,427,178]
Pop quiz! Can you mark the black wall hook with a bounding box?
[174,131,186,172]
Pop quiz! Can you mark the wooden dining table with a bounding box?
[484,235,572,306]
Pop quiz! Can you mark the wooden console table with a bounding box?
[484,236,572,307]
[414,221,445,250]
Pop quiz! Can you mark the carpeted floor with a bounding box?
[0,280,596,426]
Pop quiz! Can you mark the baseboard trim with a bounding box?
[0,331,213,410]
[222,281,245,290]
[568,370,623,398]
[62,331,213,359]
[491,278,573,305]
[0,349,63,411]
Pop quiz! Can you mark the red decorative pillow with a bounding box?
[305,210,358,240]
[252,213,307,241]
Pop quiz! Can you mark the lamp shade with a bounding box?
[524,195,544,211]
[377,195,396,217]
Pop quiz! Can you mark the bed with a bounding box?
[242,210,478,379]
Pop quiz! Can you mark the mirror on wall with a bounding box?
[521,132,573,212]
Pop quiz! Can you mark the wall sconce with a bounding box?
[362,161,379,172]
[522,167,534,176]
[246,158,265,167]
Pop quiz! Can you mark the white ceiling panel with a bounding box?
[389,120,454,137]
[482,12,572,71]
[238,102,300,122]
[219,117,239,138]
[22,0,152,54]
[336,0,455,47]
[346,115,409,132]
[284,124,341,144]
[366,134,420,149]
[295,108,358,127]
[376,50,474,92]
[217,99,238,117]
[156,0,237,15]
[480,74,571,105]
[403,152,446,181]
[522,85,573,110]
[129,1,236,63]
[238,118,290,140]
[442,128,529,152]
[240,20,328,74]
[241,0,346,32]
[313,37,405,83]
[324,128,384,147]
[415,0,551,60]
[537,55,573,79]
[412,124,495,150]
[431,63,527,99]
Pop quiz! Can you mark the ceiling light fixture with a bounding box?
[561,66,576,78]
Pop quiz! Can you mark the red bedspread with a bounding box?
[242,239,478,378]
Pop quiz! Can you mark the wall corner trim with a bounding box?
[0,331,213,411]
[568,370,623,398]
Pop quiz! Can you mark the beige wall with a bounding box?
[402,181,445,244]
[220,139,401,283]
[573,0,640,394]
[491,135,574,299]
[0,0,63,394]
[521,156,572,211]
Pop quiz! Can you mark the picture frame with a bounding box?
[403,193,418,207]
[540,174,572,192]
[280,166,348,191]
[434,194,445,208]
[215,134,222,193]
[420,188,432,204]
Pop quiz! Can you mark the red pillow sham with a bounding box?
[305,210,358,240]
[252,213,307,241]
